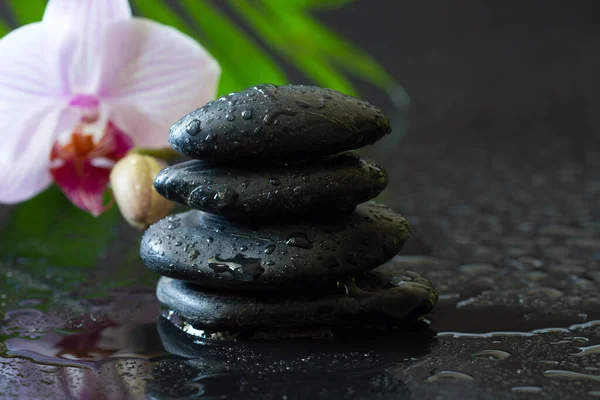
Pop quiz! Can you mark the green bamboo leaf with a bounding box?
[282,12,395,89]
[259,1,395,91]
[7,0,46,25]
[230,0,357,95]
[180,0,287,90]
[0,17,10,38]
[292,54,357,95]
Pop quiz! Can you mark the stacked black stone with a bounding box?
[141,84,438,339]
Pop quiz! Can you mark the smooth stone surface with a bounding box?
[169,84,391,162]
[141,202,410,291]
[154,152,387,217]
[157,263,438,332]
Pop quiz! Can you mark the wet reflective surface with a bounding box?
[3,0,600,398]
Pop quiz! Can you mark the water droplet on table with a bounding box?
[286,232,313,249]
[425,371,474,382]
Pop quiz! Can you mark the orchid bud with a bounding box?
[110,153,174,230]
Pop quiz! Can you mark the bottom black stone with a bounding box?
[157,259,438,337]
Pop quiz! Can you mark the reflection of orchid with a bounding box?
[4,305,161,399]
[0,0,220,215]
[54,320,119,359]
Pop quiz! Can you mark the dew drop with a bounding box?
[242,110,253,120]
[264,244,276,255]
[185,119,201,136]
[472,350,511,360]
[511,387,543,393]
[208,253,264,281]
[269,177,281,186]
[188,249,200,261]
[226,114,235,121]
[295,100,311,108]
[425,371,474,382]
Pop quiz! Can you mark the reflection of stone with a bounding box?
[147,317,434,399]
[141,84,439,337]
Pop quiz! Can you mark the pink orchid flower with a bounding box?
[0,0,220,215]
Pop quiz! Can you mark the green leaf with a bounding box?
[7,0,46,25]
[230,0,357,95]
[180,0,287,93]
[0,186,120,267]
[0,17,10,38]
[283,12,395,90]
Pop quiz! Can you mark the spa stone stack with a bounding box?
[141,84,438,338]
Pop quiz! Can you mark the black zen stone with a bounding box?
[140,202,410,292]
[154,152,387,218]
[156,262,437,332]
[169,84,391,162]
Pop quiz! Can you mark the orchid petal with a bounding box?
[0,24,88,204]
[102,19,220,148]
[43,0,131,28]
[43,0,132,94]
[0,23,71,100]
[0,104,80,203]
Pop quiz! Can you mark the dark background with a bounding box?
[313,0,599,147]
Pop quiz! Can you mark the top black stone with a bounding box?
[169,84,391,162]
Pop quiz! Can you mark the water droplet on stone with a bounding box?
[185,119,201,136]
[188,249,200,261]
[295,100,311,108]
[264,244,276,255]
[472,350,511,360]
[242,110,253,120]
[208,253,264,281]
[226,114,235,121]
[216,187,239,208]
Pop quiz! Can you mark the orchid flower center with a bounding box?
[69,94,100,123]
[50,95,115,175]
[51,127,108,177]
